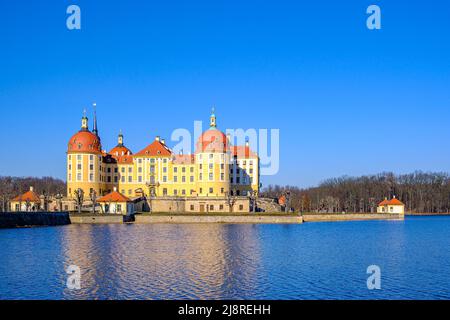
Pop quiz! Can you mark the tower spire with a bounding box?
[92,103,98,136]
[81,109,89,131]
[210,106,217,128]
[118,129,124,146]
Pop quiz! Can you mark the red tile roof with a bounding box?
[232,146,257,158]
[387,198,405,206]
[134,140,172,157]
[173,154,195,165]
[110,145,132,158]
[97,191,131,203]
[378,198,405,206]
[68,131,102,154]
[12,190,40,203]
[196,129,229,153]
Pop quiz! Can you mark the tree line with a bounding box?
[0,176,66,212]
[261,171,450,213]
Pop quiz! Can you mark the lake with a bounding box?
[0,216,449,300]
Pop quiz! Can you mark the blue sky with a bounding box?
[0,0,449,187]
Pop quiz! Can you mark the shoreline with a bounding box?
[4,212,441,228]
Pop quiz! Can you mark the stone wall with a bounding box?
[135,214,303,224]
[69,214,125,224]
[256,198,282,212]
[148,197,250,213]
[0,212,71,228]
[302,213,404,222]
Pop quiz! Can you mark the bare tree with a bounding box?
[74,188,84,214]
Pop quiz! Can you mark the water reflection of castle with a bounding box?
[61,224,262,299]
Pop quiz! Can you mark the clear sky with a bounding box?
[0,0,449,187]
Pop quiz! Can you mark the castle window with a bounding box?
[77,164,82,170]
[199,173,202,181]
[209,164,213,170]
[121,167,125,173]
[163,167,167,173]
[190,167,194,173]
[190,176,194,183]
[182,190,186,195]
[174,167,178,173]
[108,176,112,183]
[209,188,213,194]
[163,176,167,182]
[128,167,132,173]
[209,154,213,159]
[89,174,94,182]
[220,173,224,181]
[121,176,125,183]
[221,188,224,194]
[182,176,186,183]
[219,205,224,210]
[209,173,213,181]
[174,190,178,196]
[199,188,203,194]
[89,164,94,171]
[77,155,82,161]
[210,205,214,211]
[190,205,195,211]
[128,176,132,183]
[138,176,142,183]
[239,205,244,211]
[163,188,168,196]
[77,173,82,181]
[174,176,178,183]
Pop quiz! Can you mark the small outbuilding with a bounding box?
[10,187,41,212]
[97,188,134,214]
[377,196,405,215]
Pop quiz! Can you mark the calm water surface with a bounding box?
[0,216,449,300]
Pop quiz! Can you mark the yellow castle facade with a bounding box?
[66,110,260,213]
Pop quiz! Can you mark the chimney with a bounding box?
[30,186,34,192]
[155,136,160,142]
[179,150,183,156]
[161,139,165,145]
[113,187,117,192]
[245,140,249,148]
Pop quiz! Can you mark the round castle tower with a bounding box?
[195,109,231,197]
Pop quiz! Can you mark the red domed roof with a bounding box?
[68,130,102,154]
[196,128,229,153]
[110,145,132,158]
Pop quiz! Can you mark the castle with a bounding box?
[66,108,260,213]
